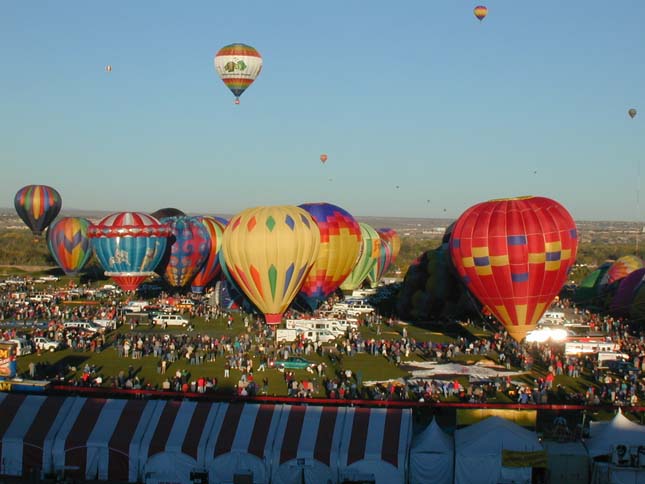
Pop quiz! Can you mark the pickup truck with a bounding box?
[33,337,61,352]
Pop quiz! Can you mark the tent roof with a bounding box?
[586,410,645,457]
[411,418,453,454]
[455,416,542,454]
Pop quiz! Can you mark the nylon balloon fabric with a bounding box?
[449,196,578,342]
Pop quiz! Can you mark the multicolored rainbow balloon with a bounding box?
[214,43,263,104]
[14,185,62,237]
[190,216,225,293]
[298,202,362,309]
[46,217,92,275]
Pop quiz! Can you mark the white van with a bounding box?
[153,314,189,327]
[124,301,149,313]
[63,321,101,333]
[7,338,33,356]
[565,340,619,356]
[276,328,299,342]
[598,352,631,368]
[296,329,338,344]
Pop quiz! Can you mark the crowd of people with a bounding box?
[1,277,644,407]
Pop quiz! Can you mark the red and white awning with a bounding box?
[137,400,220,484]
[205,403,284,484]
[0,393,74,478]
[338,407,413,484]
[52,397,156,482]
[271,405,347,484]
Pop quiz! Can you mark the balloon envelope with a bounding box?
[162,217,211,288]
[606,255,643,285]
[222,206,320,324]
[190,216,225,293]
[214,43,263,102]
[474,5,488,20]
[611,267,645,317]
[629,108,637,119]
[320,154,328,164]
[298,202,362,309]
[46,217,92,275]
[88,212,171,291]
[340,223,381,292]
[150,208,185,220]
[450,196,578,342]
[14,185,62,236]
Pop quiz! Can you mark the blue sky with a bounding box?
[1,1,643,221]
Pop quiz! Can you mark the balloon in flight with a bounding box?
[214,43,263,104]
[46,217,92,275]
[629,108,637,119]
[88,212,171,292]
[474,5,488,21]
[222,206,320,324]
[449,196,578,342]
[320,154,328,164]
[14,185,62,237]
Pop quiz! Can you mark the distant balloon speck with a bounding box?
[105,65,112,73]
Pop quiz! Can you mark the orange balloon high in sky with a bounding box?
[474,5,488,21]
[320,154,328,164]
[449,196,578,342]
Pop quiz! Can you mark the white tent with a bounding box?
[586,410,645,484]
[455,416,544,484]
[543,441,590,484]
[204,403,284,484]
[0,393,74,478]
[409,418,454,484]
[137,400,221,484]
[52,396,156,482]
[587,410,645,458]
[271,405,346,484]
[338,407,413,484]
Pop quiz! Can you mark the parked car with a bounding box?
[38,275,59,282]
[33,337,61,352]
[62,321,101,333]
[606,360,639,377]
[93,319,117,330]
[273,356,313,370]
[152,314,189,327]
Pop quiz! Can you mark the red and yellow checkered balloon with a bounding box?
[449,196,578,342]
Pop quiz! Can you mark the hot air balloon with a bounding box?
[162,217,211,288]
[150,207,185,219]
[474,5,488,21]
[105,65,112,73]
[214,43,263,104]
[605,255,644,285]
[377,228,401,263]
[46,217,92,275]
[14,185,62,237]
[320,154,328,164]
[449,196,578,342]
[190,216,225,293]
[367,237,393,288]
[629,108,637,119]
[297,203,362,309]
[340,223,381,292]
[611,268,645,317]
[222,206,320,324]
[88,212,171,292]
[213,216,229,227]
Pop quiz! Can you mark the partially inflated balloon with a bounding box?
[611,268,645,317]
[629,108,637,119]
[214,43,262,104]
[14,185,62,237]
[163,217,211,288]
[450,196,578,342]
[190,216,225,293]
[367,237,393,288]
[46,217,92,275]
[150,207,185,220]
[377,228,401,263]
[298,203,362,309]
[606,255,643,285]
[222,206,320,324]
[88,212,171,291]
[340,223,381,292]
[474,5,488,21]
